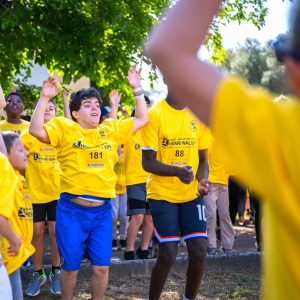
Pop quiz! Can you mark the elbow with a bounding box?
[142,159,151,173]
[144,42,169,68]
[29,125,42,141]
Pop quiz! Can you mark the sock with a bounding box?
[52,265,61,274]
[35,268,45,276]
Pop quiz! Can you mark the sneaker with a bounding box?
[26,271,47,296]
[238,216,245,226]
[222,248,232,254]
[136,248,150,259]
[124,251,135,260]
[49,269,61,295]
[112,239,118,251]
[207,247,217,255]
[119,240,127,251]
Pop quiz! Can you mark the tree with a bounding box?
[224,37,290,95]
[0,0,270,110]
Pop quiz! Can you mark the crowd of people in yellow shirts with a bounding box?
[0,63,238,300]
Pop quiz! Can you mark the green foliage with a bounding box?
[207,0,269,64]
[224,37,291,94]
[0,0,275,110]
[0,0,169,109]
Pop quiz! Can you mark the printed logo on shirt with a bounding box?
[135,144,141,150]
[162,138,169,147]
[161,138,195,148]
[189,120,197,132]
[72,140,112,150]
[99,130,105,138]
[33,153,56,162]
[18,207,33,219]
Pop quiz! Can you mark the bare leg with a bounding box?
[126,214,144,251]
[32,222,45,270]
[91,266,109,300]
[140,214,153,250]
[149,242,178,300]
[184,238,207,299]
[48,221,60,267]
[60,270,78,300]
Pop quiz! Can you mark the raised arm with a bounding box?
[108,89,121,120]
[29,77,60,143]
[145,1,223,126]
[0,87,7,155]
[0,84,5,110]
[126,65,148,132]
[63,91,71,119]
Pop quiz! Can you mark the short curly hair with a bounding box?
[69,87,102,122]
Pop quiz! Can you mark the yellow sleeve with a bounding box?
[43,117,68,148]
[198,125,210,150]
[0,154,17,219]
[20,131,32,151]
[141,108,159,151]
[110,118,134,144]
[211,76,299,199]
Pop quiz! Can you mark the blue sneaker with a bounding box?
[26,271,47,296]
[49,269,61,295]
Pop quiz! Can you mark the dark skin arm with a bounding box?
[196,149,210,196]
[142,149,194,184]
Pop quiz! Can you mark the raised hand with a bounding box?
[0,84,5,109]
[197,178,210,196]
[109,89,122,107]
[176,165,194,184]
[63,91,70,102]
[126,64,142,89]
[41,76,60,100]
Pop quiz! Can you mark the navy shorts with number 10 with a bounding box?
[149,197,207,244]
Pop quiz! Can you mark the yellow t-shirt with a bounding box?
[0,171,34,274]
[207,133,229,186]
[212,76,300,300]
[115,145,126,195]
[0,154,18,263]
[141,99,209,203]
[21,131,61,204]
[124,131,148,186]
[0,119,29,135]
[44,117,134,198]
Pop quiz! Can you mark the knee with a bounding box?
[130,214,144,226]
[187,239,207,263]
[33,227,45,241]
[61,270,78,280]
[92,266,109,278]
[143,215,153,225]
[158,247,177,267]
[48,223,57,239]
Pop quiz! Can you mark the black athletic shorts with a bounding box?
[32,200,58,222]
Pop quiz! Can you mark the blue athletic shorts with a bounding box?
[149,197,207,244]
[56,198,112,271]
